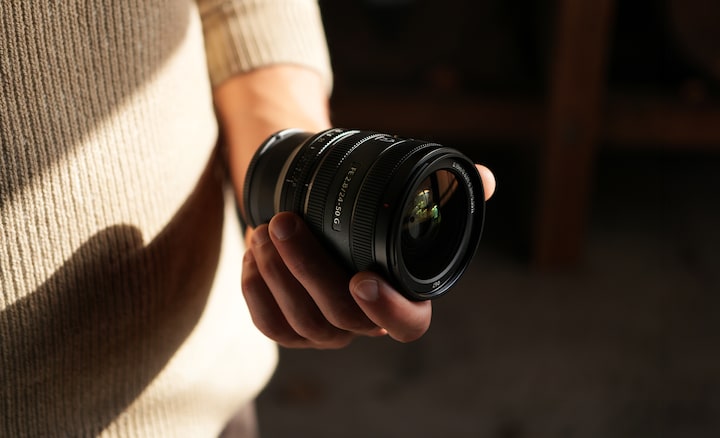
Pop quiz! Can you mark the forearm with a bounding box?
[212,64,332,209]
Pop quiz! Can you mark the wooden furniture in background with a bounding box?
[327,0,720,268]
[533,0,615,267]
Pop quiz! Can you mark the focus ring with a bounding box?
[285,140,327,213]
[351,141,440,271]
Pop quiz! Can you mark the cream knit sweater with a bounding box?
[0,0,331,436]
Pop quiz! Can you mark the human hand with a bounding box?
[242,165,495,349]
[213,64,497,349]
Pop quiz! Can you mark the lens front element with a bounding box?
[400,170,469,282]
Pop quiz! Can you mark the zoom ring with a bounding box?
[304,136,362,232]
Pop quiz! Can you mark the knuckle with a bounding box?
[254,320,302,347]
[254,249,291,283]
[327,311,375,334]
[294,320,333,342]
[240,271,261,296]
[294,317,350,346]
[284,253,321,279]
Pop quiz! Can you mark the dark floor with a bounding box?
[256,149,720,438]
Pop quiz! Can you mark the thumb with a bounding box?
[475,164,496,200]
[350,272,432,343]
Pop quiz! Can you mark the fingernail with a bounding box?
[354,279,379,302]
[270,214,297,241]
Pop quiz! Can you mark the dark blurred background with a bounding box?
[256,0,720,436]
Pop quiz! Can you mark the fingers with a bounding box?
[242,213,386,349]
[349,272,432,343]
[242,212,433,347]
[243,224,354,349]
[475,164,496,200]
[241,159,493,350]
[268,213,381,335]
[241,249,308,347]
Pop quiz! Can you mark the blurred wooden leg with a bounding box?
[534,0,616,267]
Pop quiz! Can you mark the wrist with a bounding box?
[212,65,332,205]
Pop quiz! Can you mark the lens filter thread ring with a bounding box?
[392,156,482,299]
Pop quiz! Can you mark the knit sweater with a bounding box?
[0,1,331,436]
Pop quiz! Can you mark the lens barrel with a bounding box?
[242,128,485,300]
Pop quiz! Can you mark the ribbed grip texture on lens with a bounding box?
[304,134,371,231]
[351,167,388,271]
[304,179,329,234]
[305,144,349,230]
[287,142,325,214]
[351,142,441,271]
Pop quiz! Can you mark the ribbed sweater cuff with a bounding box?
[200,0,333,92]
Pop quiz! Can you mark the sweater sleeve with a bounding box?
[197,0,333,91]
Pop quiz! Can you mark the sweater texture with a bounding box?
[0,0,331,436]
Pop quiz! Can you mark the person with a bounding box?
[0,0,495,436]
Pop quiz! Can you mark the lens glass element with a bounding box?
[401,169,468,280]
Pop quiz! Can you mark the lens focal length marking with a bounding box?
[331,163,361,232]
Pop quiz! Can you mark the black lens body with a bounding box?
[242,128,485,300]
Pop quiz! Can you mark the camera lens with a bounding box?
[242,128,484,300]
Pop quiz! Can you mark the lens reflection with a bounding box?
[406,187,441,240]
[401,170,467,280]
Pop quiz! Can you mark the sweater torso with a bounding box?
[0,2,278,435]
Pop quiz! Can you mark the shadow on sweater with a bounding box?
[0,154,226,435]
